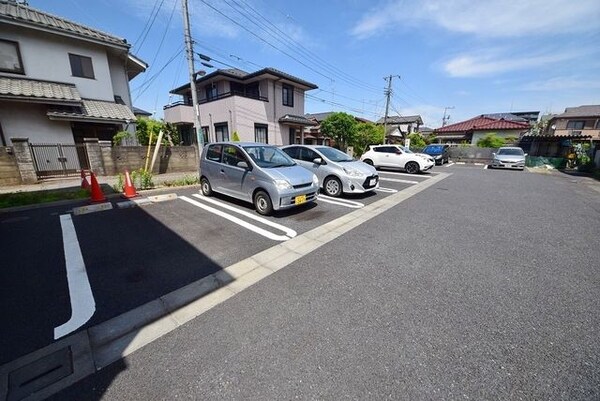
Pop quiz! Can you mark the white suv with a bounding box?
[360,145,435,174]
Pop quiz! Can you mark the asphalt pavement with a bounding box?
[46,165,600,400]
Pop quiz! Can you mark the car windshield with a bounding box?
[497,148,524,156]
[315,146,353,162]
[424,145,444,153]
[243,145,296,168]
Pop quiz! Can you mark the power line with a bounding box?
[229,0,382,94]
[133,46,185,101]
[133,0,166,52]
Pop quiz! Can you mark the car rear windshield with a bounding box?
[315,146,353,162]
[497,148,524,155]
[242,145,296,168]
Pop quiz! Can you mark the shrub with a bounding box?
[113,130,132,146]
[476,133,505,148]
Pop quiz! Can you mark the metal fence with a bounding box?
[29,143,89,179]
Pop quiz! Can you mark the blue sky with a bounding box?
[34,0,600,128]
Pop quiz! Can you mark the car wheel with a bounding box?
[323,176,343,197]
[200,177,212,196]
[405,161,420,174]
[254,190,273,216]
[363,159,374,166]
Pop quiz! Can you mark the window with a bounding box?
[282,84,294,107]
[205,84,217,101]
[69,53,95,79]
[0,39,24,74]
[300,148,318,162]
[222,145,248,167]
[566,120,585,130]
[282,146,300,159]
[114,95,125,105]
[214,123,229,141]
[254,124,268,143]
[374,146,398,153]
[206,144,222,162]
[201,126,209,144]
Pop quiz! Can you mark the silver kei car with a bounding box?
[281,145,379,197]
[200,142,319,215]
[490,147,527,170]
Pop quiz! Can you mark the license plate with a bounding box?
[295,195,306,205]
[369,178,376,186]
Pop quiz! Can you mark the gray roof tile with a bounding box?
[0,0,128,48]
[47,99,135,122]
[0,76,81,102]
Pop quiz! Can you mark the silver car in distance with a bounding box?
[281,145,379,197]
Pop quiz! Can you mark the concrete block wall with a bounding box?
[0,147,21,186]
[104,146,198,175]
[448,147,496,163]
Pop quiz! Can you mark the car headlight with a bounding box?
[343,167,363,177]
[312,174,319,186]
[274,179,293,190]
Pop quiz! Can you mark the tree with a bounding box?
[407,132,427,149]
[351,122,384,156]
[320,112,357,150]
[135,117,180,146]
[476,133,506,148]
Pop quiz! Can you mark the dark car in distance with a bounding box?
[421,144,449,165]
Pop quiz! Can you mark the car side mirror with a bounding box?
[492,152,496,156]
[524,153,528,157]
[237,161,250,170]
[313,157,323,165]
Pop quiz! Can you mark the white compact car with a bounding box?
[360,144,435,174]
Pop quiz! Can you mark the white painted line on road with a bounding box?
[483,165,488,169]
[456,162,466,165]
[180,195,295,241]
[54,214,95,340]
[72,202,112,216]
[445,162,455,167]
[89,173,452,369]
[316,195,364,208]
[192,193,297,239]
[379,177,419,184]
[474,163,484,166]
[378,171,431,178]
[376,187,398,193]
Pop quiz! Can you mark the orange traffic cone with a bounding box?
[89,172,106,202]
[122,170,139,198]
[80,169,89,189]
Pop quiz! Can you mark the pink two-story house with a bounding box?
[163,67,318,145]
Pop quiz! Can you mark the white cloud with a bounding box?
[442,49,580,77]
[520,76,600,91]
[351,0,600,39]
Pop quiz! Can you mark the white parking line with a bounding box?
[376,187,399,193]
[445,162,455,167]
[483,165,488,169]
[379,171,431,178]
[379,177,420,184]
[180,195,296,241]
[54,214,95,340]
[317,195,364,208]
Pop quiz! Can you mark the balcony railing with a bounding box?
[163,91,268,110]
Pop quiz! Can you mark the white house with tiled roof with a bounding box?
[164,67,318,145]
[0,0,146,146]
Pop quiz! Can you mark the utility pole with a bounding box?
[181,0,204,151]
[382,75,400,145]
[442,106,454,127]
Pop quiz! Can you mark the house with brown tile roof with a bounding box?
[0,0,146,148]
[433,115,530,145]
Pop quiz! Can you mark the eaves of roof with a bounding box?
[171,67,318,94]
[0,0,129,50]
[0,75,81,104]
[47,99,135,123]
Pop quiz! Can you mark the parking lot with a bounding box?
[0,168,444,365]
